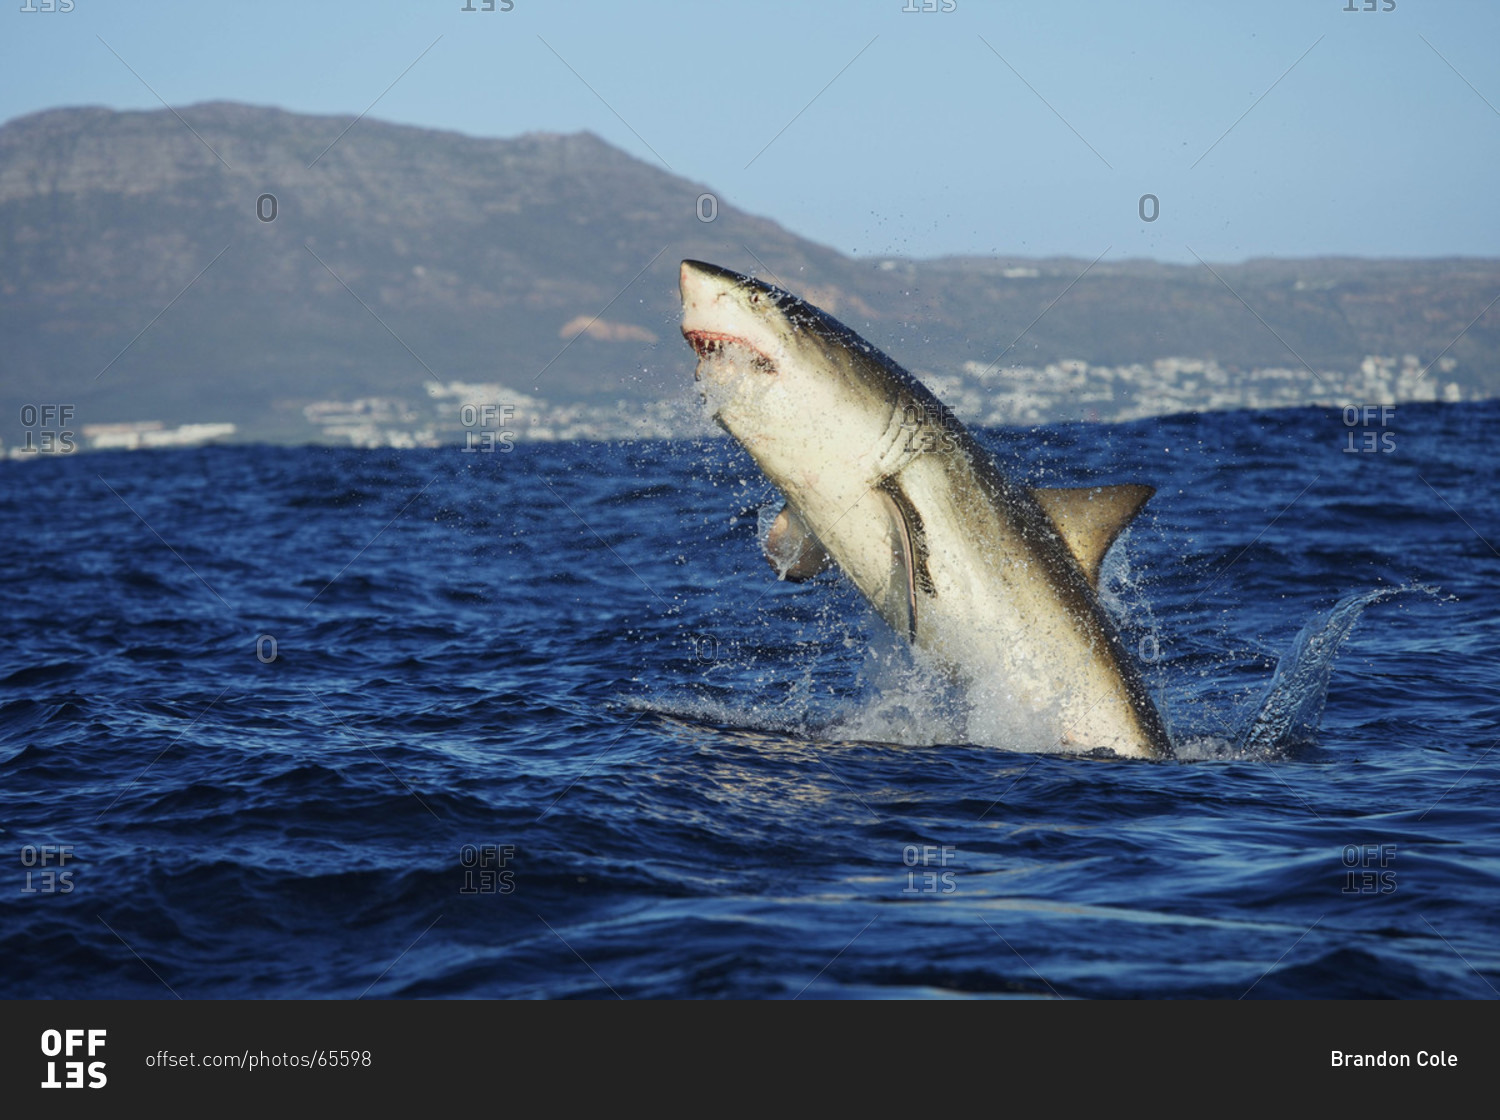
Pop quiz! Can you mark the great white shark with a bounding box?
[679,259,1173,760]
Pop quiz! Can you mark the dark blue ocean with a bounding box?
[3,399,1497,998]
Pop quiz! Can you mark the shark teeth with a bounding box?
[685,330,737,357]
[684,330,776,375]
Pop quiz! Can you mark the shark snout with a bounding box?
[680,260,779,378]
[680,259,737,311]
[680,259,739,297]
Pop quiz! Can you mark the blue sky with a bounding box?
[2,0,1496,263]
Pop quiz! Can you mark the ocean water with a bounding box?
[2,399,1497,999]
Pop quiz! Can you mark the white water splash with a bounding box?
[1217,583,1442,760]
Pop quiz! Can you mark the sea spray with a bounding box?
[1237,585,1438,757]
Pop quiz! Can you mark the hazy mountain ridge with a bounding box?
[2,102,1496,447]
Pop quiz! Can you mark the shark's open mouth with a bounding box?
[683,330,776,377]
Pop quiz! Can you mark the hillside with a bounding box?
[1,102,1496,446]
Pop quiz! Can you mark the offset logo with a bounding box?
[902,844,957,894]
[16,404,77,454]
[40,1029,106,1089]
[19,845,75,894]
[458,403,515,453]
[1342,843,1397,895]
[459,844,516,894]
[1342,405,1396,453]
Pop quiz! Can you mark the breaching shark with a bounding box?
[679,259,1173,760]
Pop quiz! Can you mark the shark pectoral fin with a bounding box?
[1030,483,1155,589]
[764,504,834,582]
[873,487,919,641]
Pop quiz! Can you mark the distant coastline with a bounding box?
[4,102,1495,451]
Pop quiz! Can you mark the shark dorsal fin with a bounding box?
[1030,484,1155,589]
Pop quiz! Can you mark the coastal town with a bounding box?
[4,353,1470,457]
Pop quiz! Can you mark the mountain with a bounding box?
[2,101,1497,446]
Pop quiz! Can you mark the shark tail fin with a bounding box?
[1030,483,1154,589]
